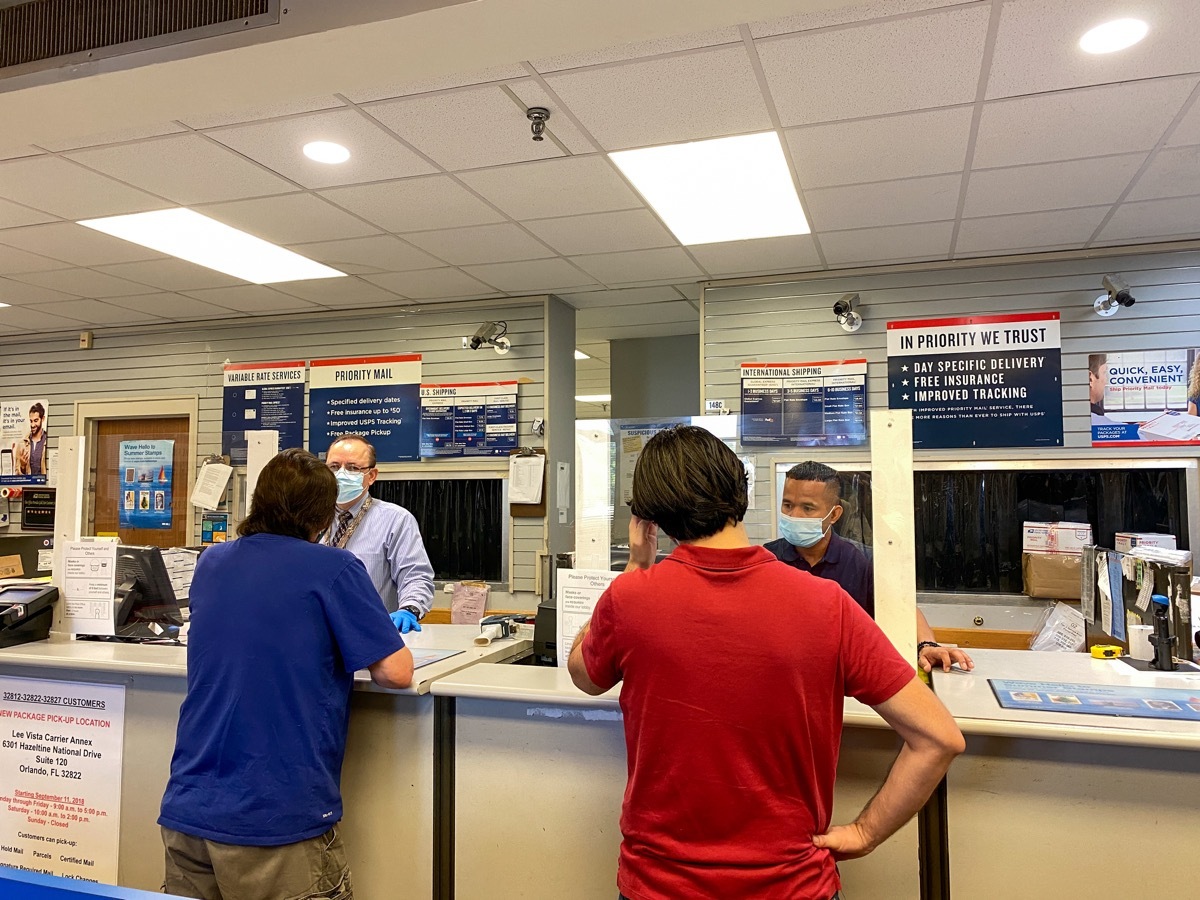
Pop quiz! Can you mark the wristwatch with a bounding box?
[400,604,423,619]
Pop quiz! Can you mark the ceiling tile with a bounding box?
[787,107,973,188]
[363,267,497,301]
[0,244,73,275]
[751,0,970,37]
[1096,196,1200,243]
[1166,98,1200,147]
[103,292,248,322]
[320,175,505,232]
[40,122,188,153]
[0,156,168,219]
[200,194,381,245]
[344,64,532,104]
[286,235,442,274]
[804,173,960,231]
[0,222,165,267]
[0,146,42,161]
[462,258,597,293]
[10,268,161,298]
[0,198,59,230]
[458,156,640,219]
[522,209,675,255]
[269,276,404,308]
[181,285,323,315]
[531,25,741,72]
[986,0,1200,100]
[545,46,772,150]
[69,134,296,205]
[403,223,555,266]
[35,299,167,326]
[208,109,438,189]
[688,235,822,276]
[973,78,1198,169]
[505,79,596,155]
[820,221,954,266]
[558,285,686,309]
[964,153,1145,217]
[0,277,79,306]
[1126,146,1200,201]
[571,248,703,284]
[180,96,345,129]
[94,259,244,292]
[674,283,701,300]
[955,207,1109,255]
[0,304,88,331]
[364,85,565,171]
[757,5,990,126]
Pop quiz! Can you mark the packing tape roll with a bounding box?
[474,623,503,646]
[0,487,10,499]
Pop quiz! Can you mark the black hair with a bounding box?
[785,461,841,503]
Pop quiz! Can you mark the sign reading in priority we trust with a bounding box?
[308,355,422,462]
[419,382,519,458]
[887,312,1063,449]
[221,361,306,466]
[740,360,868,447]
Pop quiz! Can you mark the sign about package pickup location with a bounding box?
[0,676,125,883]
[308,355,422,462]
[887,312,1063,449]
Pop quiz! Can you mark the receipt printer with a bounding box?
[0,584,58,648]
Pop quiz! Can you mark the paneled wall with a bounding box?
[702,248,1200,544]
[0,298,552,602]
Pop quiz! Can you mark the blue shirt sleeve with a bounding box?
[323,555,406,673]
[387,509,435,615]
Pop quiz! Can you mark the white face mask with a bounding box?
[778,508,835,548]
[335,469,365,504]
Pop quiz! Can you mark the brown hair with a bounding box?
[328,433,376,467]
[238,448,337,541]
[630,425,748,541]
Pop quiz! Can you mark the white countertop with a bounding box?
[933,648,1200,749]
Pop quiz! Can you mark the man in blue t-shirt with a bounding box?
[160,449,412,900]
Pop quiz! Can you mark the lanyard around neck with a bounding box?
[329,495,373,549]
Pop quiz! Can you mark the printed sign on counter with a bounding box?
[887,312,1063,449]
[419,382,519,458]
[556,569,619,668]
[221,361,306,465]
[1089,350,1200,446]
[739,360,867,447]
[60,542,117,635]
[308,355,422,462]
[0,676,126,883]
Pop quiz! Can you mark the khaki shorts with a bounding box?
[162,824,352,900]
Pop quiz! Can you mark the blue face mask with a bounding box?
[779,508,835,548]
[335,469,366,505]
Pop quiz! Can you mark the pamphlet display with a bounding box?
[887,312,1063,449]
[991,678,1200,722]
[739,360,867,447]
[117,440,174,530]
[1,398,50,487]
[221,361,306,465]
[419,382,519,458]
[1089,349,1200,446]
[0,675,126,882]
[308,355,422,462]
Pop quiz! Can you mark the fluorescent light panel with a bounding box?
[609,132,809,245]
[576,394,611,403]
[1079,19,1148,54]
[574,349,590,360]
[304,141,351,164]
[78,209,347,284]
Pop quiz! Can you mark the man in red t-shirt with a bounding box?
[569,426,964,900]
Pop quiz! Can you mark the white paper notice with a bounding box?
[509,454,545,504]
[556,569,619,668]
[189,462,233,511]
[160,548,199,601]
[245,430,279,506]
[60,543,117,636]
[0,676,125,882]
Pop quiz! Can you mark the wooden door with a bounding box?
[93,417,191,547]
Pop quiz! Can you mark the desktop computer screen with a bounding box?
[115,545,184,630]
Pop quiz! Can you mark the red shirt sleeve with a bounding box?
[839,592,916,706]
[580,586,621,692]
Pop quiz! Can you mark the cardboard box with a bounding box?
[1022,521,1093,555]
[1114,532,1177,553]
[1022,551,1083,600]
[0,555,23,579]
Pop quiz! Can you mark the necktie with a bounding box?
[330,509,353,547]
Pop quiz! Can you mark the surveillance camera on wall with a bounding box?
[834,293,863,333]
[1094,275,1136,317]
[466,321,511,354]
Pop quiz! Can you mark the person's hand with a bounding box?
[626,516,659,572]
[390,609,422,634]
[812,823,874,860]
[919,645,974,673]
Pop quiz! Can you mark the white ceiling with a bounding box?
[0,0,1199,340]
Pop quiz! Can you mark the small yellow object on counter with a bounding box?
[1090,644,1123,659]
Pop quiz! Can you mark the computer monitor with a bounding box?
[115,545,183,629]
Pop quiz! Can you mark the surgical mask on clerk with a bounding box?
[778,478,843,555]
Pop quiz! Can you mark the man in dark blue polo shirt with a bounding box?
[766,461,972,674]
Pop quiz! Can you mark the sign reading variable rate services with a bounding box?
[308,355,422,462]
[887,312,1063,449]
[221,361,306,466]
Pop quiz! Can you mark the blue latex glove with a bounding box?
[390,608,422,634]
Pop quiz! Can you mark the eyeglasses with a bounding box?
[327,462,372,474]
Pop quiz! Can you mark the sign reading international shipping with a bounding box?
[419,382,519,458]
[739,360,868,447]
[221,361,306,465]
[308,355,422,462]
[887,312,1063,449]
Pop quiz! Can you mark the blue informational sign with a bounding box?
[308,355,422,462]
[420,382,519,458]
[118,439,173,530]
[221,361,306,465]
[739,360,868,447]
[990,679,1200,722]
[887,312,1063,449]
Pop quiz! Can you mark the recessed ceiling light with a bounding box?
[78,209,347,284]
[303,141,351,164]
[575,394,611,403]
[574,349,590,360]
[1079,18,1148,54]
[0,302,9,309]
[609,131,809,245]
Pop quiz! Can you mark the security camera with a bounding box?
[467,321,511,354]
[1094,275,1136,317]
[833,293,863,333]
